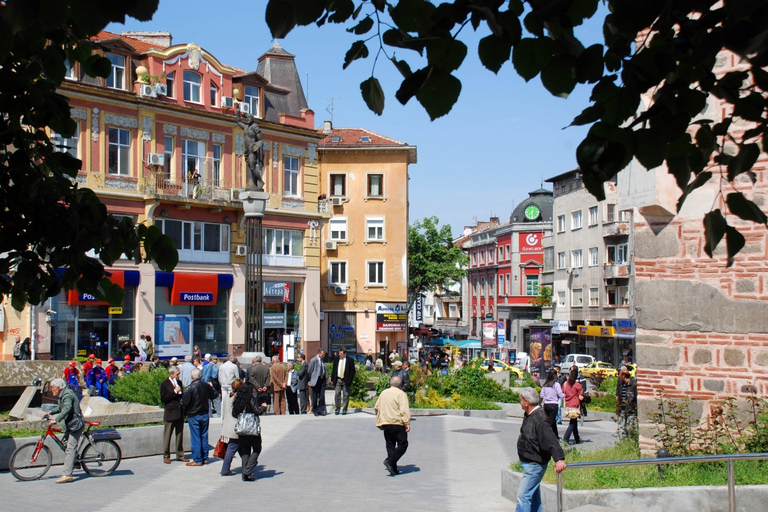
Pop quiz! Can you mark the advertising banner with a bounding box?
[329,322,356,353]
[529,325,553,373]
[154,314,192,359]
[376,302,407,331]
[519,232,543,252]
[415,294,423,323]
[482,321,497,347]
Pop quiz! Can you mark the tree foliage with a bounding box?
[0,0,177,311]
[408,216,467,311]
[266,0,768,265]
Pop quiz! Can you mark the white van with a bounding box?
[562,353,595,373]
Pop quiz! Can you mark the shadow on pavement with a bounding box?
[253,468,282,480]
[396,464,420,475]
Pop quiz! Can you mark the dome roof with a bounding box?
[511,188,554,223]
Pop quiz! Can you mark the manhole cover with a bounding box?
[451,428,499,435]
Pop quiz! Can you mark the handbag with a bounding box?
[213,437,227,458]
[565,407,581,419]
[235,412,261,436]
[582,391,592,404]
[66,413,84,432]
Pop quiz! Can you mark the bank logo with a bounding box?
[526,233,539,246]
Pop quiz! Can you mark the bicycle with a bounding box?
[10,420,122,481]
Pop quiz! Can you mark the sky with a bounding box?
[109,1,606,237]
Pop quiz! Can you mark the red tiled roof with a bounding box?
[317,127,407,147]
[92,30,168,54]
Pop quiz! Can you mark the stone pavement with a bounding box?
[0,412,619,512]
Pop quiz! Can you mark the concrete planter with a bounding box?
[501,468,768,512]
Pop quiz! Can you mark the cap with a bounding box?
[124,355,130,360]
[392,360,403,367]
[96,358,102,364]
[108,358,115,363]
[69,361,76,366]
[88,354,95,358]
[171,357,178,362]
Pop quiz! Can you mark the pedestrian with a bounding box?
[616,367,638,438]
[375,375,410,476]
[145,335,155,360]
[286,362,300,414]
[160,367,188,464]
[539,369,564,440]
[392,360,411,394]
[63,361,82,401]
[554,365,566,425]
[180,355,195,387]
[269,355,288,415]
[90,359,109,398]
[248,355,270,397]
[193,344,202,361]
[219,378,241,477]
[122,355,133,374]
[562,367,585,444]
[19,336,31,360]
[82,354,95,386]
[331,347,356,415]
[296,353,309,414]
[12,335,22,360]
[42,378,84,483]
[169,356,179,374]
[128,340,140,361]
[136,335,147,361]
[202,354,221,417]
[231,381,268,481]
[181,368,219,466]
[516,388,567,512]
[308,349,327,416]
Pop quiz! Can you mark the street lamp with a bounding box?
[242,190,269,353]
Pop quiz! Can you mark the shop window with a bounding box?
[155,287,231,357]
[264,228,304,267]
[108,127,130,175]
[106,53,125,90]
[327,311,356,353]
[158,219,230,263]
[284,156,300,197]
[183,70,202,103]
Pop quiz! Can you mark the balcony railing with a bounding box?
[147,170,241,203]
[603,221,629,237]
[603,262,630,279]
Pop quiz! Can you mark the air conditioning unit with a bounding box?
[222,96,234,108]
[334,285,347,295]
[573,268,580,276]
[147,153,165,166]
[331,197,344,206]
[155,83,168,96]
[325,241,337,250]
[238,102,251,114]
[140,84,156,98]
[235,245,247,256]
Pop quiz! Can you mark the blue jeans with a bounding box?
[516,462,548,512]
[187,414,209,464]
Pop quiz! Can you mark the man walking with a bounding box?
[269,355,288,415]
[331,348,356,415]
[516,388,567,512]
[160,367,188,464]
[182,368,218,466]
[308,349,327,416]
[375,375,410,476]
[616,367,638,438]
[296,353,309,414]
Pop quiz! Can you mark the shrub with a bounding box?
[349,366,372,402]
[109,368,169,406]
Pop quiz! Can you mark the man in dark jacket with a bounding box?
[616,367,638,438]
[296,353,309,414]
[181,368,219,466]
[516,388,567,512]
[331,348,356,415]
[160,367,188,464]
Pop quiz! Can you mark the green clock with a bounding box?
[524,204,540,220]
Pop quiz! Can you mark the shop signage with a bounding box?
[519,232,543,252]
[550,320,570,334]
[329,323,357,353]
[264,312,285,329]
[611,319,636,334]
[264,282,290,302]
[578,325,616,337]
[376,302,407,331]
[178,292,214,303]
[482,321,497,347]
[415,294,423,323]
[108,307,123,315]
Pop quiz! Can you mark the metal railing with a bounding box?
[556,452,768,512]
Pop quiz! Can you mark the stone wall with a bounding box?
[0,361,71,388]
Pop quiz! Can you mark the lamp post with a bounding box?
[242,190,269,352]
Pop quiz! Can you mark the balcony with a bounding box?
[603,221,629,237]
[317,199,332,213]
[603,263,630,279]
[146,171,241,203]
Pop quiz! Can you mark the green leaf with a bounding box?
[725,225,745,267]
[703,209,727,258]
[360,76,385,115]
[391,57,412,78]
[416,67,461,120]
[676,171,712,212]
[635,128,666,170]
[540,54,576,98]
[426,39,467,73]
[343,40,369,70]
[266,0,297,39]
[294,0,328,25]
[478,34,512,74]
[570,104,604,127]
[347,16,373,35]
[396,68,428,105]
[728,143,760,181]
[733,92,766,122]
[726,192,768,225]
[101,277,124,306]
[666,156,691,192]
[512,37,554,82]
[575,44,603,84]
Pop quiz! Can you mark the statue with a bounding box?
[236,109,264,191]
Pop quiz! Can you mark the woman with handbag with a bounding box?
[562,368,584,445]
[232,381,267,481]
[218,379,242,476]
[42,378,84,483]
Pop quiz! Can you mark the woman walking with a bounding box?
[219,379,242,476]
[231,381,268,481]
[562,368,584,444]
[539,369,564,439]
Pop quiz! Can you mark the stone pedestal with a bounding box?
[242,190,269,217]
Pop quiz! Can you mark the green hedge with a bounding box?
[109,368,168,406]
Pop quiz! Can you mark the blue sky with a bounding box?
[109,1,606,236]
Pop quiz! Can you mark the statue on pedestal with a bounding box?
[236,109,265,191]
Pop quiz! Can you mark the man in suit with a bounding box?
[296,354,309,414]
[248,355,270,397]
[331,348,356,415]
[286,362,300,414]
[160,367,188,464]
[308,349,327,416]
[269,355,288,415]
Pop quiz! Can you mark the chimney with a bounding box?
[121,31,173,48]
[323,120,333,133]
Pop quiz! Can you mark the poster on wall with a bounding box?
[481,321,497,347]
[154,314,192,359]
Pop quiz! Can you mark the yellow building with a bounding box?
[317,123,417,360]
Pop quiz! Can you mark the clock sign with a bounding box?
[524,204,540,220]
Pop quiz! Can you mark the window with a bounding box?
[473,279,478,297]
[163,136,174,179]
[557,215,566,233]
[448,303,459,318]
[158,219,230,262]
[472,252,477,266]
[480,277,486,297]
[558,291,566,306]
[210,82,218,107]
[284,156,300,197]
[330,174,346,196]
[106,53,125,89]
[589,247,599,266]
[366,217,384,241]
[607,287,617,305]
[108,127,130,175]
[506,244,510,260]
[488,248,494,263]
[619,286,629,305]
[498,247,504,261]
[544,247,554,271]
[589,287,599,307]
[329,217,347,241]
[489,276,495,296]
[525,275,539,296]
[244,85,260,117]
[263,229,303,266]
[619,209,631,222]
[572,288,583,306]
[607,243,629,264]
[52,124,79,158]
[588,206,598,226]
[571,210,583,230]
[480,251,485,264]
[557,252,566,269]
[183,70,201,102]
[499,275,505,296]
[571,249,583,268]
[212,144,222,187]
[506,275,511,296]
[65,59,77,80]
[165,72,175,98]
[182,139,204,179]
[367,261,385,285]
[330,261,347,285]
[606,204,616,222]
[367,174,383,197]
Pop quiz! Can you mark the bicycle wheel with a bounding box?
[80,439,121,476]
[10,442,52,481]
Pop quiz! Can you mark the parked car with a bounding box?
[562,353,595,374]
[479,359,523,379]
[581,361,618,379]
[625,363,637,377]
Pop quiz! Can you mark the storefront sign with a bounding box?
[67,270,139,306]
[108,307,123,315]
[264,312,286,329]
[550,320,570,334]
[482,321,497,347]
[415,294,423,323]
[578,325,616,337]
[611,319,636,335]
[519,232,543,252]
[264,282,291,302]
[170,273,218,305]
[179,292,214,303]
[329,323,356,353]
[376,302,407,331]
[154,314,192,358]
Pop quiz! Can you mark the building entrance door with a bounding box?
[77,320,110,360]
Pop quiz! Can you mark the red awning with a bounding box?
[68,271,126,306]
[170,273,218,305]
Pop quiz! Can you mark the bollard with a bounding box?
[657,447,669,477]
